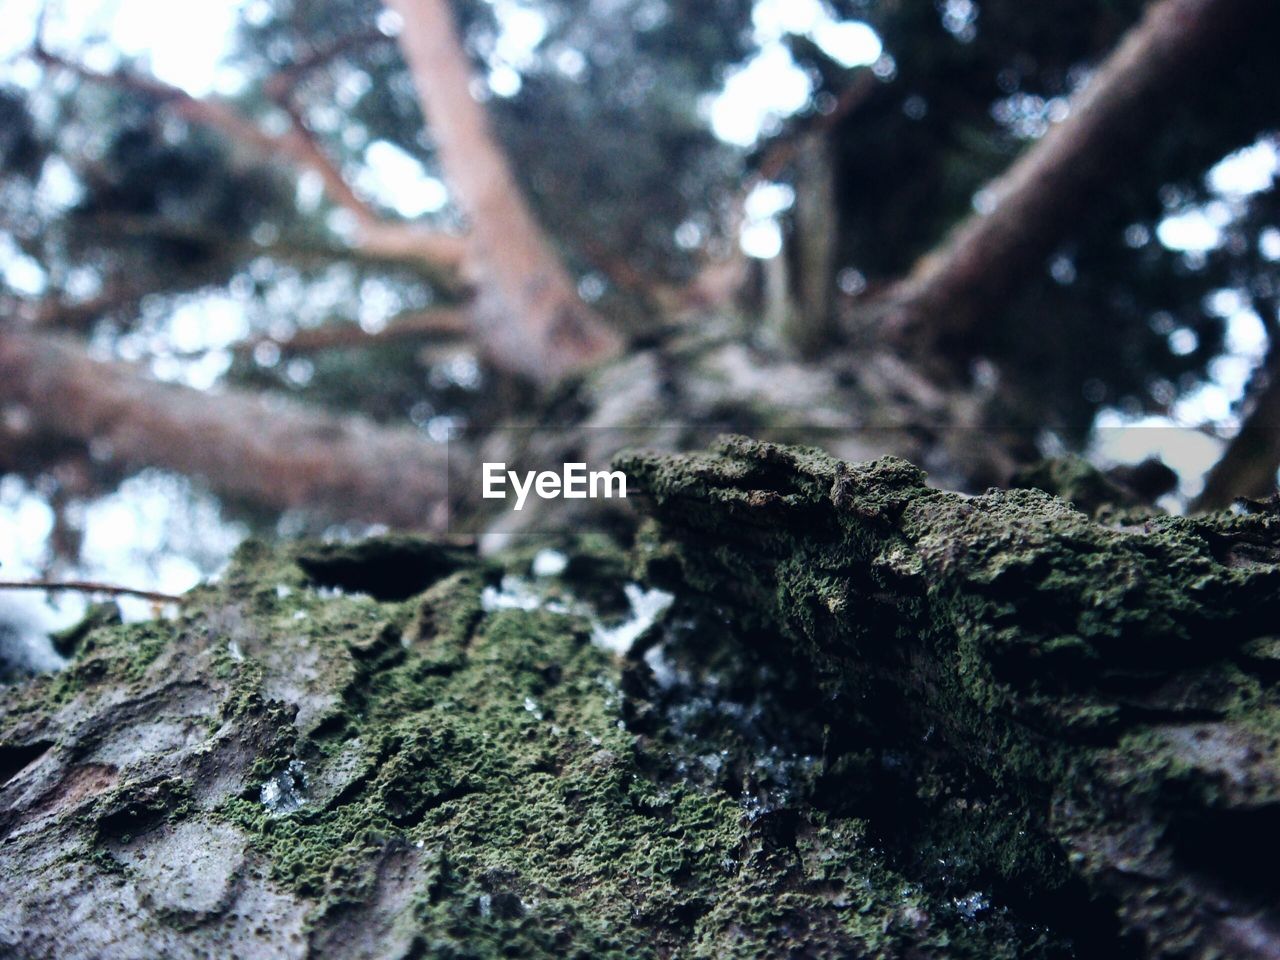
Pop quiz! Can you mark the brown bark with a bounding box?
[0,332,451,530]
[384,0,622,383]
[862,0,1269,352]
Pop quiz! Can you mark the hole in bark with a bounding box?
[0,740,52,786]
[295,536,475,601]
[1170,805,1280,900]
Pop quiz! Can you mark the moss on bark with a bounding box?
[1,437,1272,956]
[620,435,1280,959]
[0,528,1066,958]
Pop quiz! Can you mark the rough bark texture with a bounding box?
[0,534,1068,959]
[2,442,1275,957]
[621,436,1280,959]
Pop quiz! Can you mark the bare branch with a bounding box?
[0,579,185,604]
[383,0,622,383]
[1193,339,1280,511]
[860,0,1270,352]
[0,331,453,530]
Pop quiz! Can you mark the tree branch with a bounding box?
[0,579,185,604]
[383,0,622,383]
[0,331,453,530]
[860,0,1270,352]
[1192,352,1280,511]
[33,47,469,275]
[233,307,470,358]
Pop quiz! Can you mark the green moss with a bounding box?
[5,494,1169,956]
[202,532,1072,954]
[621,436,1280,958]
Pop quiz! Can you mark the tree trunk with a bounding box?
[1,443,1276,957]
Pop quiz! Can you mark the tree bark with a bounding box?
[2,448,1276,956]
[623,436,1280,959]
[0,332,451,530]
[0,534,1074,959]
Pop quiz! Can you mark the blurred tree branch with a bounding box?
[31,46,470,275]
[232,306,470,358]
[34,6,626,384]
[0,331,453,530]
[855,0,1271,356]
[383,0,622,383]
[1193,300,1280,510]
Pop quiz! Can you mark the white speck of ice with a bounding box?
[590,584,674,655]
[260,760,308,814]
[531,549,568,577]
[481,575,544,612]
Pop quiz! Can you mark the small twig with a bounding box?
[0,579,186,604]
